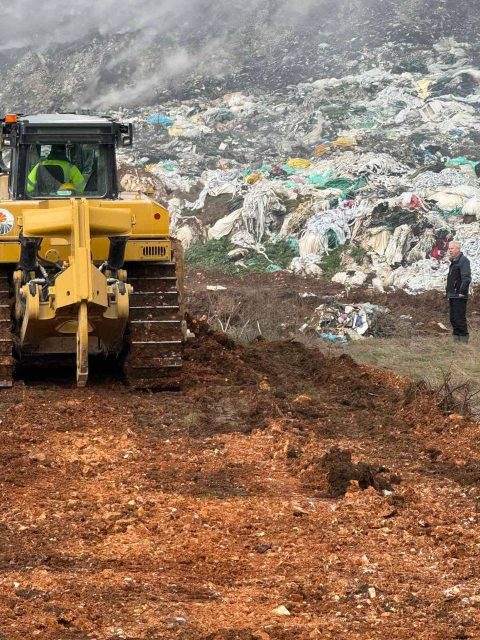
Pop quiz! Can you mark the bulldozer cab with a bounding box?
[0,113,133,201]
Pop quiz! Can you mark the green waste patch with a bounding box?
[186,238,298,276]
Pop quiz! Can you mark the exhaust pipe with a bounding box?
[107,236,128,271]
[19,232,42,272]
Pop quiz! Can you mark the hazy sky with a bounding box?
[0,0,332,106]
[0,0,323,51]
[0,0,473,109]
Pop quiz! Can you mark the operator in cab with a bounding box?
[27,144,85,196]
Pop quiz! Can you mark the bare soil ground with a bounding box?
[186,268,480,342]
[0,316,480,639]
[186,269,480,398]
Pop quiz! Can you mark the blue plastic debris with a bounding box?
[446,157,479,169]
[307,169,334,188]
[266,264,283,273]
[281,164,297,175]
[162,161,177,172]
[449,128,467,138]
[147,114,174,127]
[320,333,348,344]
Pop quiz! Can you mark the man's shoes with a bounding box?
[458,335,470,344]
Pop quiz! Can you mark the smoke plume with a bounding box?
[0,0,476,110]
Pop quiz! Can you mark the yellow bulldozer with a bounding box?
[0,113,184,388]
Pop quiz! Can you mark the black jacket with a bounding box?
[446,253,471,299]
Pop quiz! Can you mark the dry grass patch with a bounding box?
[336,329,480,414]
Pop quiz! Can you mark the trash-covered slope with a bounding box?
[2,2,480,296]
[117,38,480,295]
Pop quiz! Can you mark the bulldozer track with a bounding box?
[124,261,184,389]
[0,266,13,388]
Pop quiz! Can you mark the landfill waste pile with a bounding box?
[1,2,480,297]
[108,33,480,295]
[115,50,480,295]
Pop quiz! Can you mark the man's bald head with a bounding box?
[448,241,462,258]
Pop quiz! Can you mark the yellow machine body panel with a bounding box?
[0,194,172,263]
[0,175,8,200]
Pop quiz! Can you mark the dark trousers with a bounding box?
[449,298,469,336]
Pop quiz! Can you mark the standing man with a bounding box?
[446,241,471,343]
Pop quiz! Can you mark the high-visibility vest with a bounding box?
[27,160,86,193]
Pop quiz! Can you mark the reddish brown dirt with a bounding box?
[0,327,480,639]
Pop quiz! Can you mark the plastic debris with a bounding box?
[147,114,174,127]
[290,255,323,277]
[287,158,312,170]
[308,302,389,341]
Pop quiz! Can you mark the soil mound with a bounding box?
[0,331,479,638]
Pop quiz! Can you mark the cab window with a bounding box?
[25,143,108,198]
